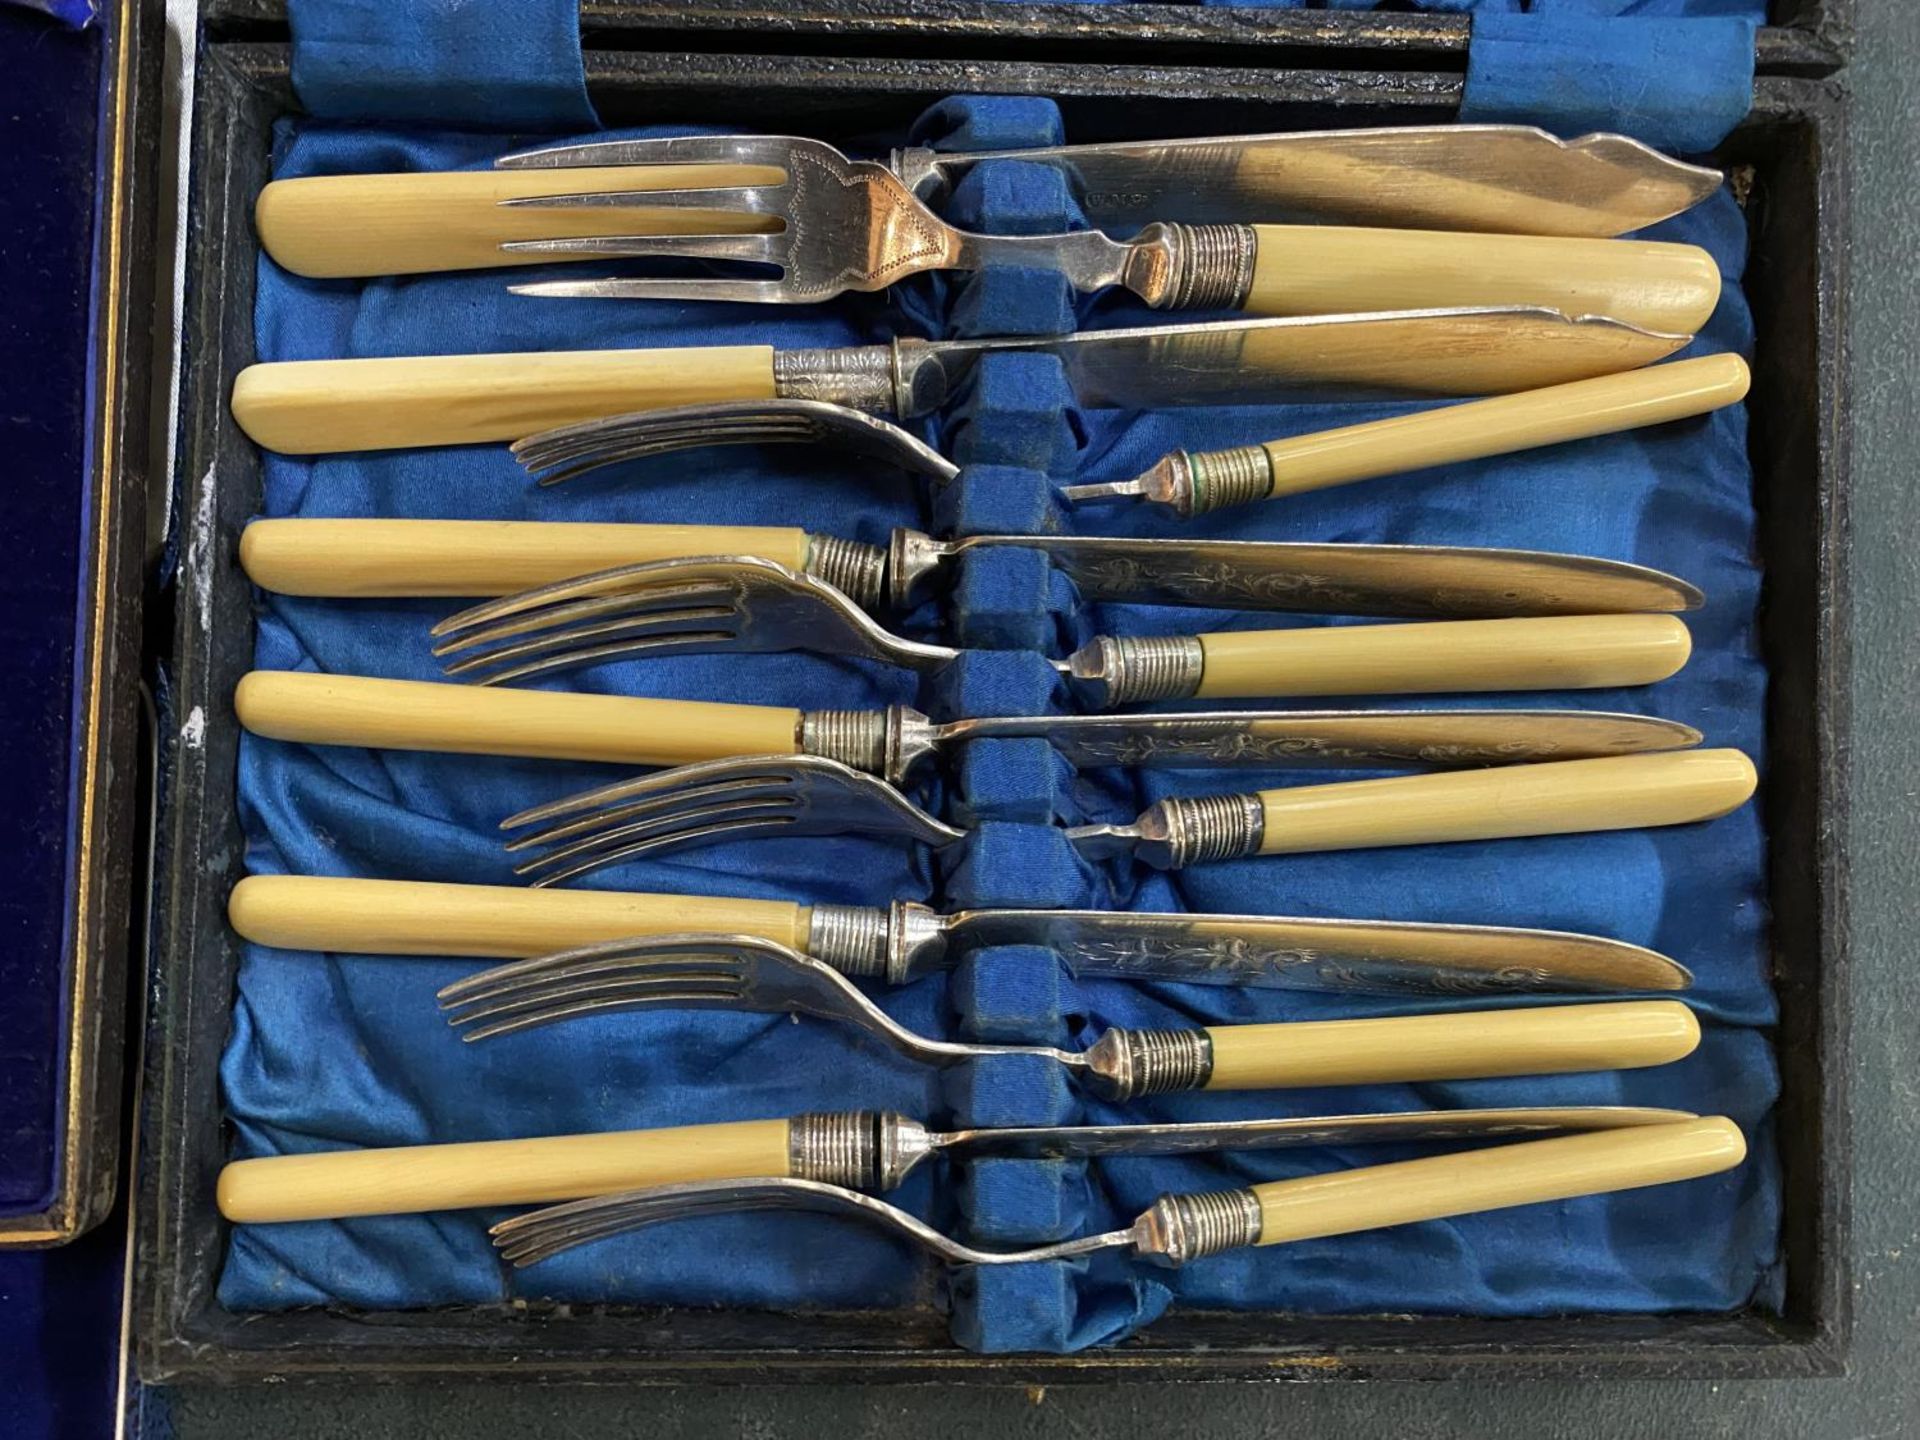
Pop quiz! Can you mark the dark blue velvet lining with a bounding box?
[0,2,103,1218]
[220,90,1780,1349]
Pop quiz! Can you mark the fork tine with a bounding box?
[497,135,805,171]
[501,187,786,217]
[514,800,805,887]
[511,400,960,488]
[431,570,739,639]
[450,984,751,1043]
[441,624,743,686]
[517,414,822,468]
[501,233,784,265]
[509,278,795,304]
[503,768,803,844]
[437,937,743,1003]
[444,969,744,1024]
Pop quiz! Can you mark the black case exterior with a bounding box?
[136,17,1852,1381]
[564,0,1851,76]
[0,0,160,1251]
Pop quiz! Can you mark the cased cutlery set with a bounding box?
[222,125,1757,1296]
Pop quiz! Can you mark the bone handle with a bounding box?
[229,346,778,455]
[239,519,814,597]
[1258,353,1750,500]
[255,165,782,279]
[217,1119,794,1224]
[1249,1115,1745,1246]
[1203,999,1698,1091]
[234,672,801,766]
[1253,747,1755,855]
[228,875,812,959]
[1192,614,1691,700]
[1245,225,1721,334]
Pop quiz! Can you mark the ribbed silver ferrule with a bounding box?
[799,709,890,774]
[1162,792,1266,867]
[1086,1026,1215,1100]
[806,904,893,978]
[1095,635,1206,705]
[804,534,889,611]
[1165,223,1258,310]
[773,346,896,414]
[1144,1188,1264,1265]
[1184,444,1275,514]
[786,1111,884,1189]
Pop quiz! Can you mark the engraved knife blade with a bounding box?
[952,536,1704,617]
[935,909,1693,995]
[894,125,1722,238]
[940,708,1703,770]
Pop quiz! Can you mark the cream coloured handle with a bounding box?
[1251,1115,1745,1246]
[234,671,801,766]
[239,518,814,597]
[1203,999,1698,1091]
[256,165,782,279]
[217,1119,794,1223]
[229,346,778,455]
[1192,615,1691,700]
[1259,353,1750,500]
[228,875,812,959]
[1245,225,1722,334]
[1254,747,1755,855]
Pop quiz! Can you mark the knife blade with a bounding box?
[892,125,1724,238]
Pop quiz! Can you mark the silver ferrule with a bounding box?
[885,705,941,784]
[885,529,952,611]
[1082,1026,1215,1100]
[805,904,893,978]
[886,900,951,984]
[799,709,891,775]
[1158,222,1258,311]
[1134,1188,1264,1267]
[807,902,951,986]
[1068,635,1205,707]
[1158,792,1266,868]
[804,533,890,612]
[785,1111,934,1192]
[1184,443,1276,515]
[773,345,897,415]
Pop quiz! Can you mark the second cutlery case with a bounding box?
[138,0,1851,1383]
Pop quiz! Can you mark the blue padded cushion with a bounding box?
[222,85,1781,1352]
[1462,11,1757,154]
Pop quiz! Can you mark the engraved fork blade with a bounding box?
[495,134,1251,309]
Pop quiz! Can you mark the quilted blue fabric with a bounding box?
[220,95,1781,1348]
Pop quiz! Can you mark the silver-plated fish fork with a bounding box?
[488,1115,1745,1270]
[438,932,1703,1099]
[498,740,1749,883]
[428,555,1694,708]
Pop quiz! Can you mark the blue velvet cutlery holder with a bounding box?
[222,16,1781,1349]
